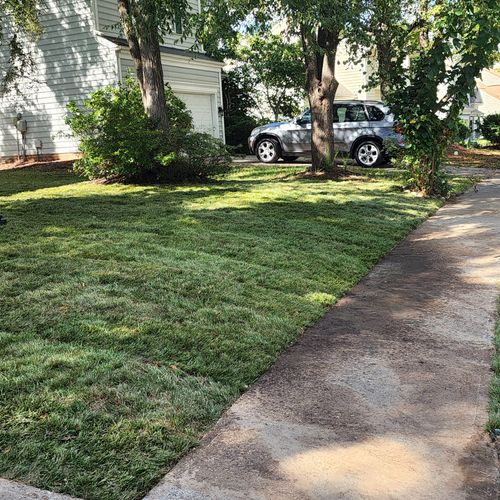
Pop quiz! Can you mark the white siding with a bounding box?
[0,0,119,157]
[335,42,365,99]
[96,0,201,51]
[335,42,382,101]
[119,51,225,141]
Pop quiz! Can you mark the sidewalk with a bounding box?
[147,178,500,499]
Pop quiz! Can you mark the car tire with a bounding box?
[282,156,299,162]
[256,138,281,163]
[354,140,383,167]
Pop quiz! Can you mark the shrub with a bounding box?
[400,157,450,197]
[480,114,500,145]
[66,79,231,181]
[225,114,258,154]
[157,132,232,180]
[453,119,471,144]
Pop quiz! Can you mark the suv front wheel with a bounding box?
[354,140,383,167]
[256,138,281,163]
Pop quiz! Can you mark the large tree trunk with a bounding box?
[138,28,169,132]
[117,0,169,133]
[301,26,340,173]
[309,81,336,170]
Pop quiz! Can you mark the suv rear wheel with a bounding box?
[256,138,281,163]
[354,140,383,167]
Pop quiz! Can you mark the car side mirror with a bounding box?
[296,117,305,125]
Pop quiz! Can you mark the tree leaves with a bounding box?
[372,0,500,194]
[0,0,43,94]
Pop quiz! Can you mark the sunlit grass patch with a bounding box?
[488,300,500,431]
[0,165,472,499]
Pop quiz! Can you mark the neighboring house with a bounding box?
[476,68,500,117]
[0,0,225,161]
[334,43,382,102]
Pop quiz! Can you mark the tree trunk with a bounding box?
[117,0,144,94]
[138,28,169,132]
[117,0,169,133]
[309,85,336,170]
[301,25,340,173]
[376,41,392,100]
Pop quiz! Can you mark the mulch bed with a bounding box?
[0,159,75,172]
[447,144,500,169]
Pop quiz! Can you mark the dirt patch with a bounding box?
[447,144,500,169]
[0,159,74,172]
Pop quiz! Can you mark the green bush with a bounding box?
[157,132,232,181]
[225,114,258,154]
[66,79,231,181]
[453,119,471,144]
[400,157,450,197]
[480,114,500,145]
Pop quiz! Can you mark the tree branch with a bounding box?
[117,0,144,90]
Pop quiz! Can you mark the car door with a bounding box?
[282,110,312,153]
[333,103,370,151]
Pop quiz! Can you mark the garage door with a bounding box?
[175,93,217,137]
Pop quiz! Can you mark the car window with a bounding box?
[299,110,311,124]
[366,105,386,121]
[333,106,347,123]
[333,104,367,123]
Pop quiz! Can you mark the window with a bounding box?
[333,104,367,123]
[299,110,311,124]
[333,105,347,123]
[366,105,385,121]
[174,15,183,34]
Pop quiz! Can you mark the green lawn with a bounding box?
[0,165,472,499]
[488,299,500,431]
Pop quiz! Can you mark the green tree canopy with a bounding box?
[371,0,500,194]
[0,0,43,93]
[235,32,305,121]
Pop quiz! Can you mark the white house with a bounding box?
[476,68,500,116]
[0,0,225,162]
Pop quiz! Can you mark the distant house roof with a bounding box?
[477,82,500,101]
[475,68,500,104]
[482,85,500,101]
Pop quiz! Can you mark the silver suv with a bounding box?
[248,101,404,167]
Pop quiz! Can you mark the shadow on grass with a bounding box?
[0,178,440,382]
[0,167,85,197]
[0,169,451,500]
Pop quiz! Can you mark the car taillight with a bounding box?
[394,123,403,134]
